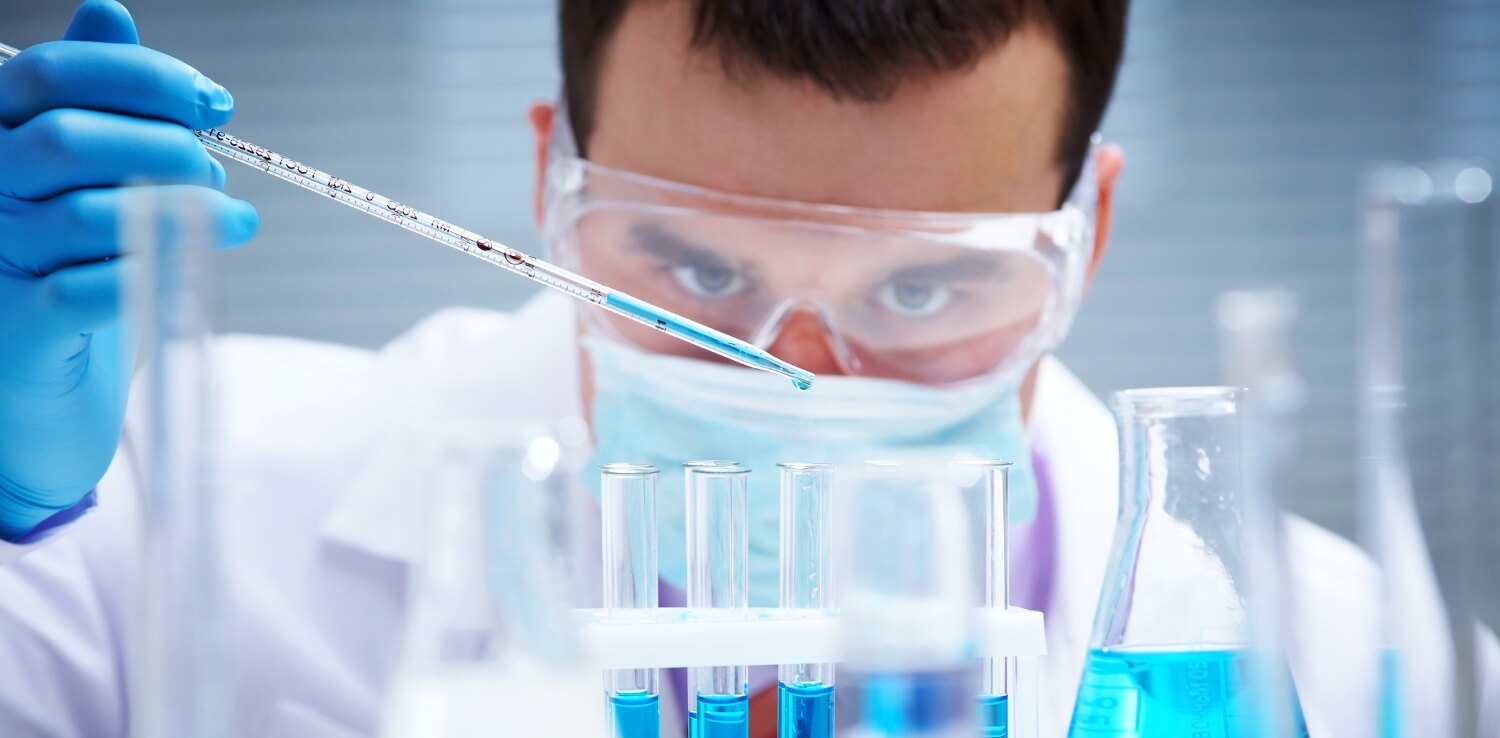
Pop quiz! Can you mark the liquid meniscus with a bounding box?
[609,690,659,738]
[690,693,749,738]
[977,693,1008,738]
[778,681,834,738]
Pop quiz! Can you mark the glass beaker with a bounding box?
[380,421,602,738]
[1066,387,1308,738]
[838,458,976,738]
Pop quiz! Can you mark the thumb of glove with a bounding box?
[64,0,139,45]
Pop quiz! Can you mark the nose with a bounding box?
[765,309,846,376]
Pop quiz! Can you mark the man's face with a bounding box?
[541,0,1117,383]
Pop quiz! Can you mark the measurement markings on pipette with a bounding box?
[0,39,806,383]
[183,129,810,382]
[206,130,684,308]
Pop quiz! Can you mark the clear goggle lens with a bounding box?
[546,148,1096,385]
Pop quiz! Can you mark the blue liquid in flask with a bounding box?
[778,681,834,738]
[610,690,659,738]
[977,694,1008,738]
[690,693,750,738]
[1066,648,1309,738]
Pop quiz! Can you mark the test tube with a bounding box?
[964,461,1013,738]
[601,464,661,738]
[686,461,751,738]
[126,188,231,738]
[777,463,836,738]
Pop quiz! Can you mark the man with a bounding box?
[0,1,1423,736]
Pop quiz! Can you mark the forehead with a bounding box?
[586,1,1070,214]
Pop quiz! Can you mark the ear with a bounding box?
[528,101,555,228]
[1086,144,1124,284]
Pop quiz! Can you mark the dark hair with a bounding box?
[560,0,1128,201]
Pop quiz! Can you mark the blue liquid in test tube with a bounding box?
[601,464,662,738]
[611,690,661,738]
[777,463,836,738]
[686,462,751,738]
[976,694,1008,738]
[961,460,1014,738]
[693,693,751,738]
[778,681,834,738]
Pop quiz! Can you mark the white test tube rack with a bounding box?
[575,605,1047,738]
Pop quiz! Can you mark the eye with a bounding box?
[670,262,749,299]
[875,279,954,318]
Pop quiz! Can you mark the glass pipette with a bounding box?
[0,41,814,390]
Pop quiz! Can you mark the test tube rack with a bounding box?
[577,605,1047,738]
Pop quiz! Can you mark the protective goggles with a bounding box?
[542,106,1099,386]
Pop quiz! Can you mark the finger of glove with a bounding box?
[0,41,232,131]
[0,109,220,200]
[63,0,140,44]
[0,185,258,276]
[40,257,137,335]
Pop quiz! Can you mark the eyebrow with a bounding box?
[888,253,1002,283]
[628,222,727,266]
[629,221,1004,283]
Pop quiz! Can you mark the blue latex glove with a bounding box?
[0,0,258,540]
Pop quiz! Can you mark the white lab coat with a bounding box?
[0,293,1466,737]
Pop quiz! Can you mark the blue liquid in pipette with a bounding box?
[610,690,659,738]
[1066,648,1309,738]
[690,693,750,738]
[604,293,814,391]
[977,693,1008,737]
[778,681,834,738]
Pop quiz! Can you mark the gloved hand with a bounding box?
[0,0,258,540]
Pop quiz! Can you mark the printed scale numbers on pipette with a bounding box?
[0,42,814,392]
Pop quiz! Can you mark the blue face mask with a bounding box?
[583,336,1038,607]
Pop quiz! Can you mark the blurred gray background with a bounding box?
[3,0,1497,658]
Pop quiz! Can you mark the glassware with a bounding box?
[1356,162,1486,738]
[838,459,976,738]
[601,463,661,738]
[686,461,751,738]
[1216,290,1307,738]
[1066,387,1309,738]
[955,460,1015,738]
[778,462,837,738]
[125,187,232,737]
[380,422,602,738]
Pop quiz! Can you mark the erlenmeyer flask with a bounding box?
[1066,387,1308,738]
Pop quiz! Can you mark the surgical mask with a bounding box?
[582,335,1038,607]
